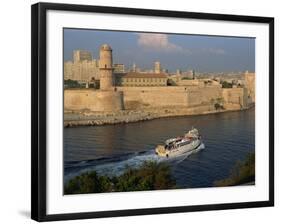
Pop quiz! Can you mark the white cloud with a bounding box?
[136,33,225,55]
[137,33,186,53]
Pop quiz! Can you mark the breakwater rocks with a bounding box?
[64,110,155,127]
[64,105,249,127]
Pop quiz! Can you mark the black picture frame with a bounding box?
[31,2,274,222]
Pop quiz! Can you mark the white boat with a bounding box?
[155,128,202,158]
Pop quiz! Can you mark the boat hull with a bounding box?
[156,139,202,158]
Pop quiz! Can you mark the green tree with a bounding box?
[64,171,112,194]
[167,79,176,86]
[214,97,224,110]
[64,161,176,194]
[221,81,233,88]
[114,161,176,192]
[214,103,221,110]
[64,79,81,88]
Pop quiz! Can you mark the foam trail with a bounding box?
[64,143,205,182]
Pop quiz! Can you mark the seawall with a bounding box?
[64,105,253,127]
[64,86,251,127]
[65,86,248,111]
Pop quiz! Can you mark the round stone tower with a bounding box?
[99,44,114,90]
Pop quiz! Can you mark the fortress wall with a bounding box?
[116,86,188,92]
[64,89,95,111]
[118,86,222,109]
[92,91,124,111]
[116,86,189,108]
[187,86,222,107]
[64,89,124,111]
[222,88,248,110]
[64,86,248,112]
[140,91,188,107]
[119,89,143,103]
[178,79,204,87]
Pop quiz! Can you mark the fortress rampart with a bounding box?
[64,89,124,111]
[64,85,248,112]
[222,88,248,110]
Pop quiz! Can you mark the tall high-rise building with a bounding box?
[73,50,92,63]
[64,50,99,82]
[132,63,137,72]
[154,61,161,74]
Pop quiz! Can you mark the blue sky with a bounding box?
[64,28,255,73]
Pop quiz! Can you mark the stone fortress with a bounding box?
[64,44,255,125]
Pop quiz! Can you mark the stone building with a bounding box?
[115,72,168,86]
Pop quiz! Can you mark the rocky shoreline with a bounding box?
[64,105,253,128]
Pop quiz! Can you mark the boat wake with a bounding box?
[64,143,205,183]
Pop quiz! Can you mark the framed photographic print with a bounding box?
[31,2,274,222]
